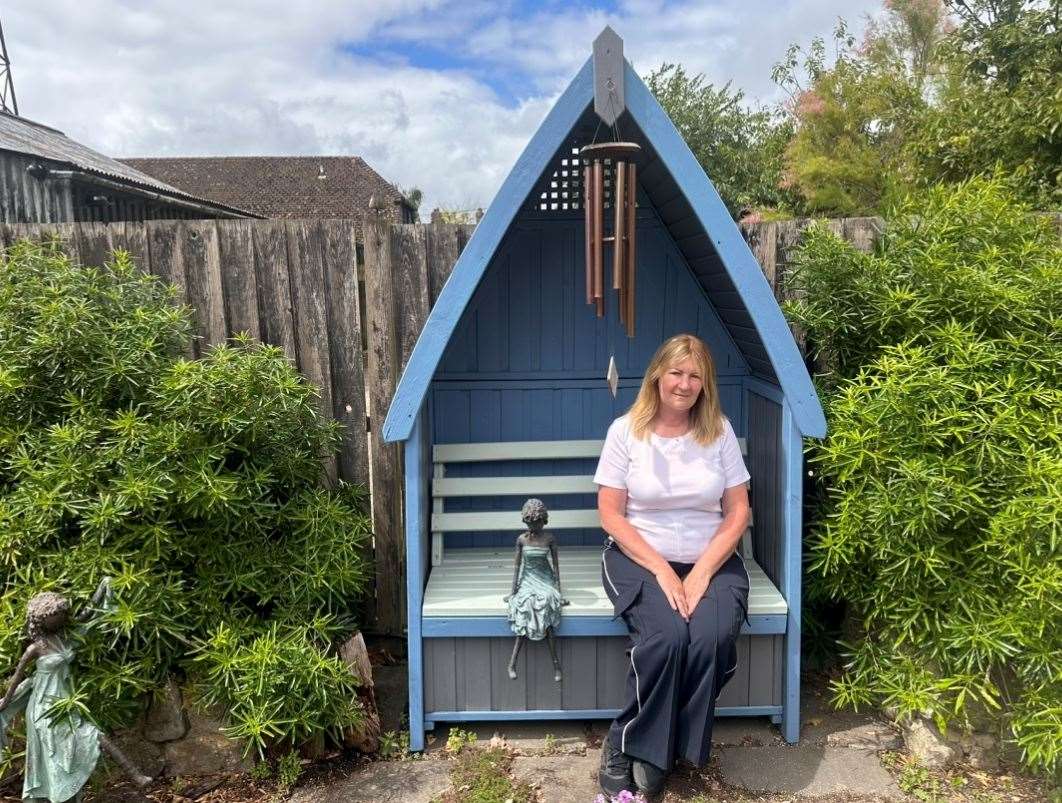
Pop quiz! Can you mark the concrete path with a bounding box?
[359,662,907,801]
[290,759,453,803]
[299,718,906,801]
[714,745,903,799]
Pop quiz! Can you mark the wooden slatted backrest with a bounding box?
[430,438,751,565]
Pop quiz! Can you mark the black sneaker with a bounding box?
[632,757,667,797]
[598,736,633,797]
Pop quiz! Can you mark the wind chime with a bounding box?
[583,27,640,396]
[581,141,639,338]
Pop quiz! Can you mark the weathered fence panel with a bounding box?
[738,216,884,304]
[362,217,405,634]
[0,217,371,506]
[216,219,260,341]
[322,222,369,493]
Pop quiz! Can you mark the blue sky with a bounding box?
[9,0,882,215]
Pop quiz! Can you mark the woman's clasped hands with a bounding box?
[652,564,711,621]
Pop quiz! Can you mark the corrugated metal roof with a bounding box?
[0,112,251,215]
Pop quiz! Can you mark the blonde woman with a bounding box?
[594,334,751,799]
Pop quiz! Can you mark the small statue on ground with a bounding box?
[0,579,153,802]
[504,498,569,682]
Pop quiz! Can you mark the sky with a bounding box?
[6,0,882,217]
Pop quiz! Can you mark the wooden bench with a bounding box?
[423,439,788,623]
[417,438,790,729]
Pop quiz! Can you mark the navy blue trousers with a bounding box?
[600,538,750,770]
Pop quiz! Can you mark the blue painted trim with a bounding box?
[780,403,803,744]
[405,409,427,752]
[622,63,825,439]
[382,55,826,444]
[421,614,787,637]
[433,371,746,383]
[422,706,782,724]
[744,375,785,404]
[383,58,594,443]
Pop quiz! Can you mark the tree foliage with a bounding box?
[906,0,1062,207]
[645,63,796,217]
[0,240,371,755]
[774,2,951,215]
[775,0,1060,215]
[786,177,1062,774]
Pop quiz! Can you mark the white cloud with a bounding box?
[6,0,881,216]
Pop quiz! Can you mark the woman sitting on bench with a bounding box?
[594,333,751,799]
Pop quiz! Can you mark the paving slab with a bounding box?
[711,716,783,747]
[800,684,892,746]
[512,754,602,803]
[825,722,903,750]
[427,721,590,754]
[715,745,904,799]
[290,759,452,803]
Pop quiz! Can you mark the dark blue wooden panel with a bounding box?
[747,388,782,588]
[438,216,746,381]
[422,634,785,713]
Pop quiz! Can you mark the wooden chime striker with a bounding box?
[581,27,641,344]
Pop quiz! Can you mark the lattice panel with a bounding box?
[533,145,617,212]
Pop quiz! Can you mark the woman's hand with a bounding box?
[653,565,690,621]
[682,568,711,615]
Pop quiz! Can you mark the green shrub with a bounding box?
[0,239,371,755]
[786,178,1061,775]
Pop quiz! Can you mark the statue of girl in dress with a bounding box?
[504,498,569,682]
[0,580,153,802]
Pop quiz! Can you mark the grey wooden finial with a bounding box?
[593,27,625,126]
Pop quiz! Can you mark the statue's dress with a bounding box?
[0,645,101,802]
[506,545,563,640]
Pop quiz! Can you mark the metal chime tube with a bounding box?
[613,162,626,292]
[625,162,637,337]
[584,164,594,305]
[592,160,604,317]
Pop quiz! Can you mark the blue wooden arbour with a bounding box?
[385,53,825,751]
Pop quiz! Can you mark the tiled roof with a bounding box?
[0,112,250,215]
[120,155,414,222]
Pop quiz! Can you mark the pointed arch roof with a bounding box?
[383,57,826,441]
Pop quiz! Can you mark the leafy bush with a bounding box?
[786,178,1061,774]
[0,239,371,755]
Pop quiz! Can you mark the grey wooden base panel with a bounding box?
[423,634,783,714]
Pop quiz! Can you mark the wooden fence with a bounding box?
[2,215,881,636]
[3,217,474,635]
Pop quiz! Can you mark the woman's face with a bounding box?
[657,356,703,416]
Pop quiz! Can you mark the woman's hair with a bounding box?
[26,592,70,640]
[627,334,724,444]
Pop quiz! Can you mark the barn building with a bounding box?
[0,111,250,223]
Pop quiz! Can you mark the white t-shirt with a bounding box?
[593,414,751,563]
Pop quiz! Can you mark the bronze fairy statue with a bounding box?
[504,498,569,682]
[0,579,153,802]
